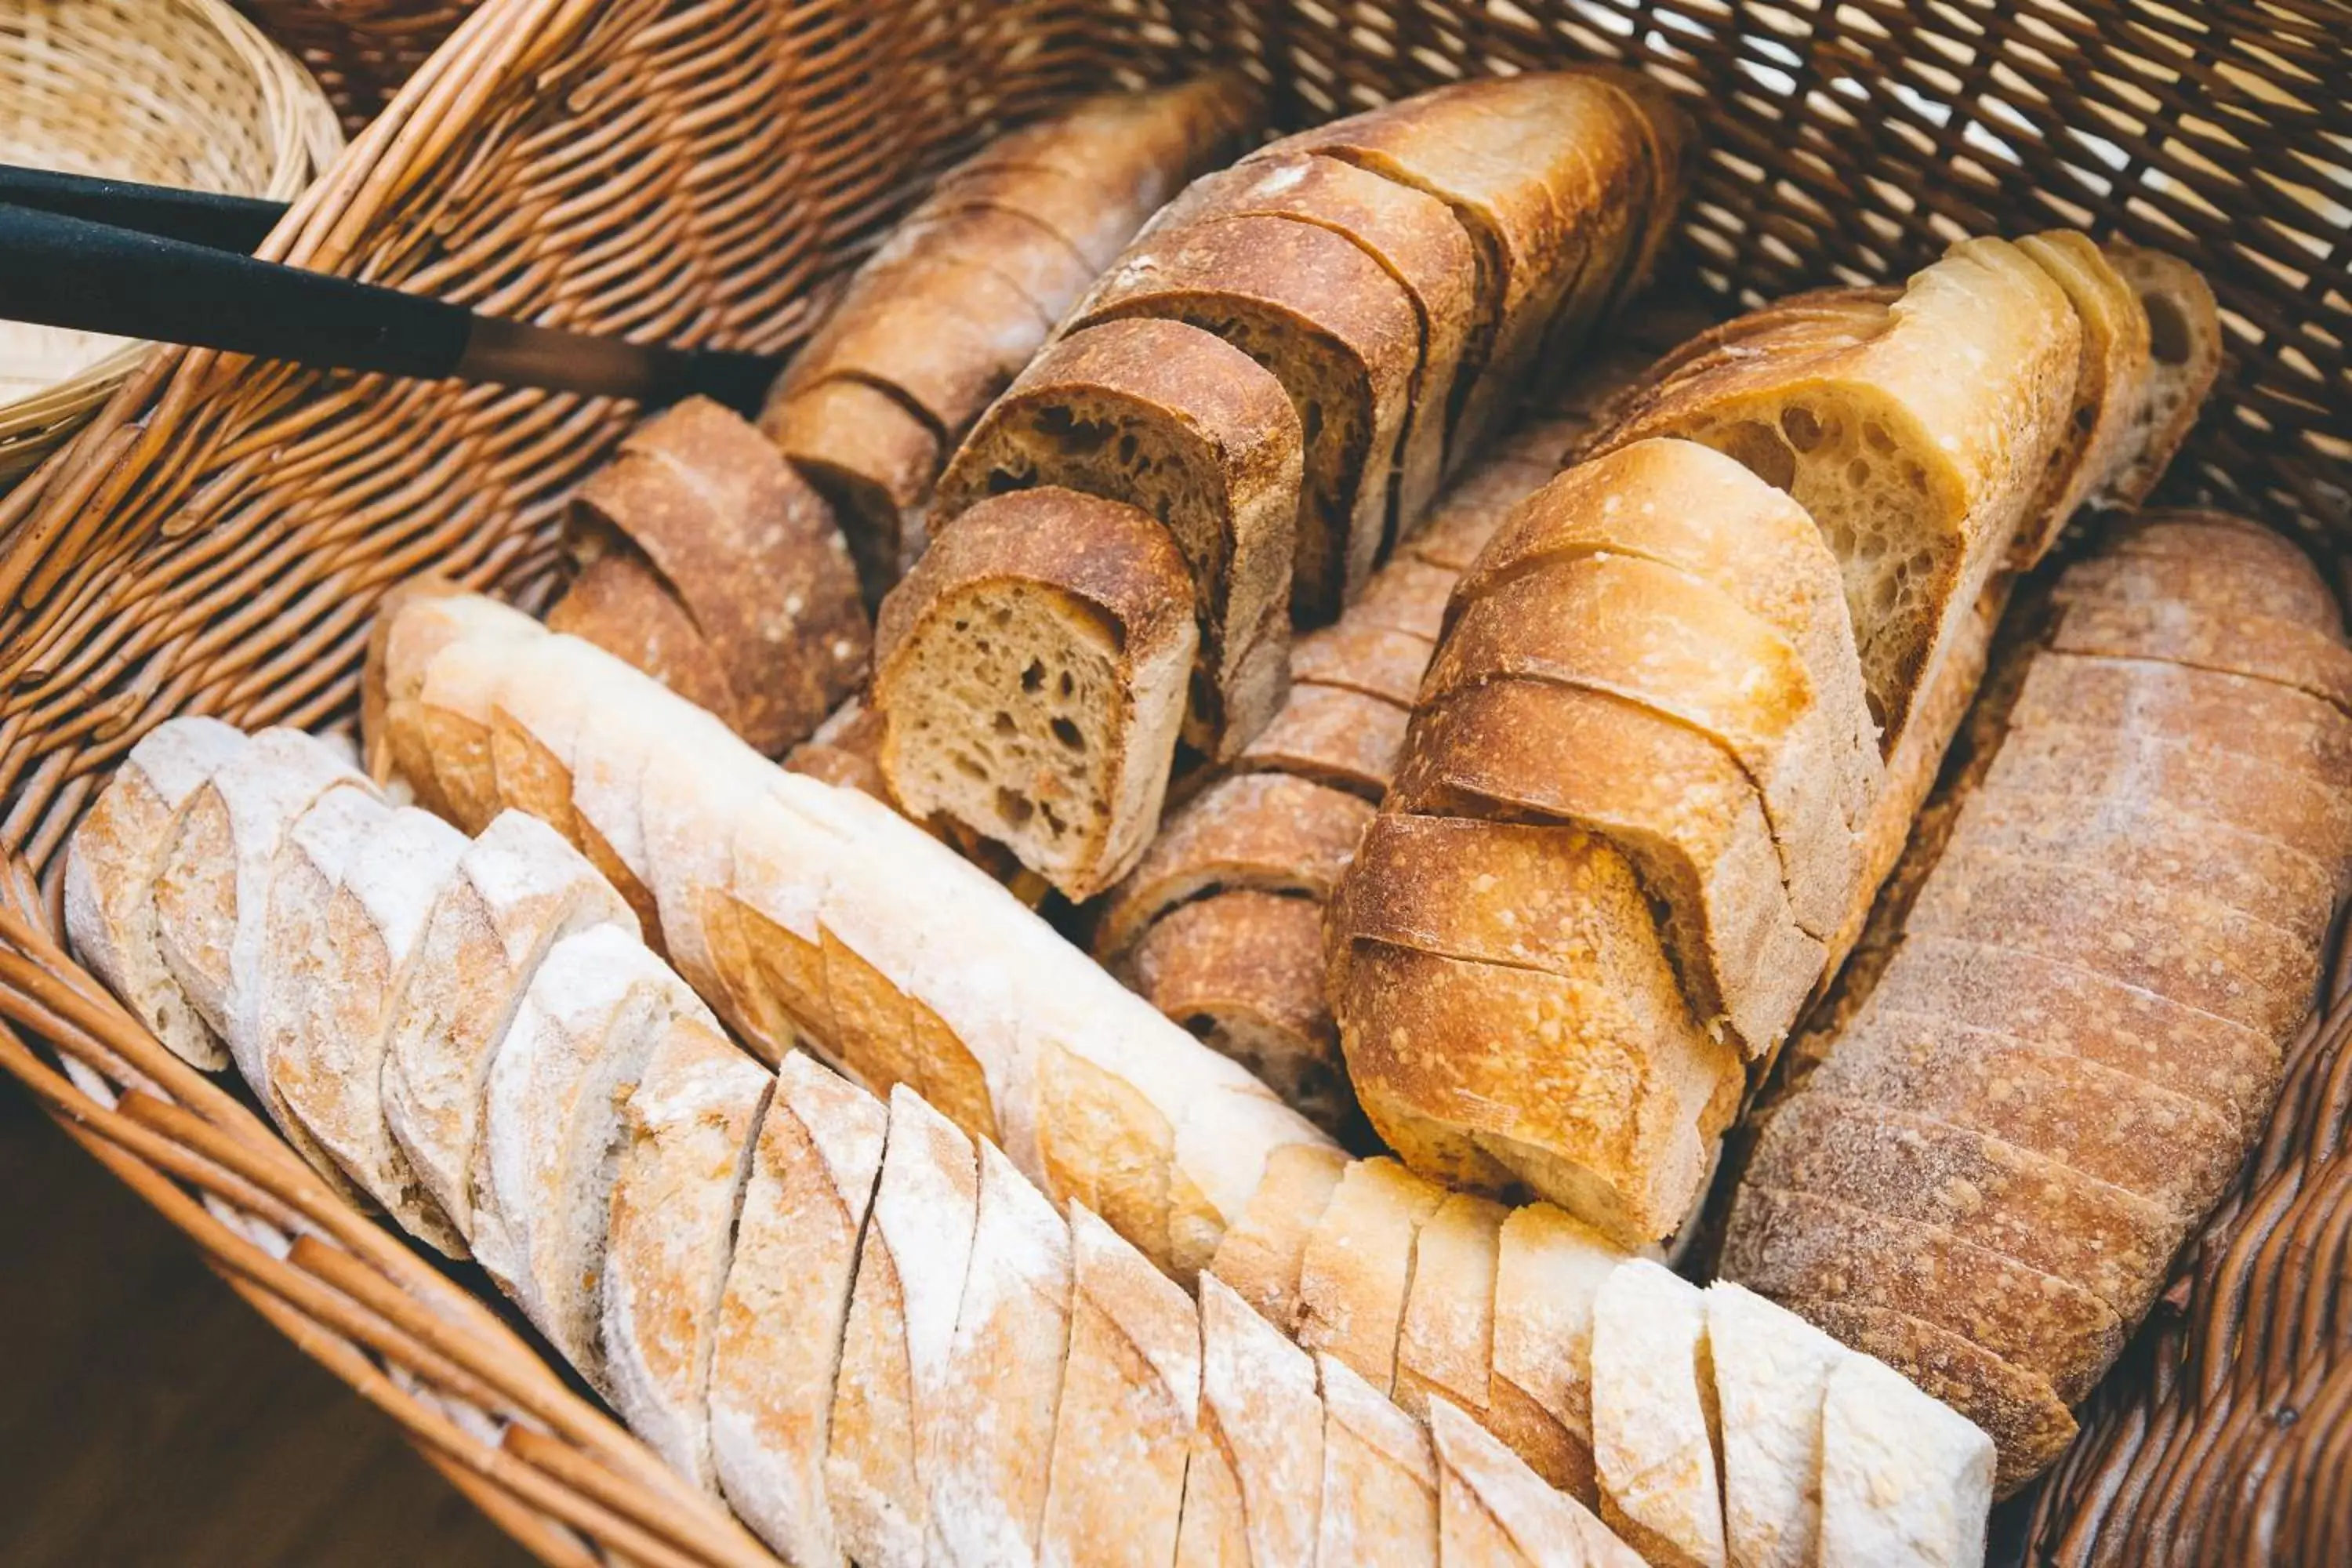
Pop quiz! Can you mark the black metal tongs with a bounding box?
[0,164,784,414]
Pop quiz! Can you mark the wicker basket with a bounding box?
[0,0,342,487]
[234,0,474,132]
[0,0,2346,1562]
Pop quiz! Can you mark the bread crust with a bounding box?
[1590,1260,1727,1568]
[1315,1352,1441,1567]
[1205,1142,1350,1329]
[1181,1276,1327,1568]
[1294,1157,1450,1394]
[2011,231,2154,565]
[1290,620,1437,707]
[761,376,941,600]
[1234,682,1412,798]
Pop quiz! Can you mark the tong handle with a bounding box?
[0,165,282,252]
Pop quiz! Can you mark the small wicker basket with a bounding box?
[0,0,2346,1563]
[0,0,341,486]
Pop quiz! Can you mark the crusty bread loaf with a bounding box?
[1068,212,1422,623]
[873,487,1200,900]
[1722,513,2352,1494]
[933,318,1302,759]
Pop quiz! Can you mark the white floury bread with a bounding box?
[1706,1282,1848,1568]
[1591,1259,1727,1568]
[1817,1353,1995,1568]
[1177,1276,1325,1566]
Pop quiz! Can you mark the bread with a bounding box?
[1316,1352,1440,1567]
[2007,231,2154,566]
[763,76,1265,599]
[710,1051,887,1566]
[1392,1190,1506,1423]
[1232,681,1413,798]
[360,586,540,813]
[1428,1397,1645,1568]
[546,550,743,724]
[873,487,1200,900]
[1040,1205,1200,1568]
[1293,1156,1450,1394]
[2090,241,2224,511]
[933,318,1302,760]
[1587,236,2082,739]
[557,396,869,755]
[1266,72,1691,462]
[826,1085,979,1567]
[1720,517,2351,1493]
[1483,1203,1623,1501]
[1067,212,1421,622]
[1816,1352,1994,1568]
[601,1011,774,1493]
[1290,619,1436,707]
[1178,1276,1326,1567]
[1145,150,1479,527]
[1204,1142,1350,1329]
[1704,1282,1845,1568]
[1589,1260,1726,1568]
[64,717,249,1069]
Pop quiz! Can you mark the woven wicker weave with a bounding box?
[0,0,341,485]
[234,0,474,132]
[0,0,2346,1562]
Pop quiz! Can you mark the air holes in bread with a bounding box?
[1719,419,1798,490]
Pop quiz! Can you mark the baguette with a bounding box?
[1316,1352,1440,1567]
[1232,681,1412,798]
[1816,1353,1994,1568]
[1178,1276,1326,1567]
[546,550,742,724]
[1589,1260,1726,1568]
[2007,231,2154,565]
[1428,1397,1645,1568]
[1292,1156,1450,1395]
[1705,1283,1844,1568]
[932,318,1301,760]
[2089,242,2224,511]
[873,487,1200,901]
[1722,517,2352,1493]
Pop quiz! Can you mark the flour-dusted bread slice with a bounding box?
[1328,815,1741,1240]
[1704,1282,1847,1568]
[1391,676,1823,1065]
[827,1086,981,1568]
[762,376,942,601]
[2008,231,2154,564]
[1266,72,1675,462]
[1131,891,1351,1135]
[564,396,869,755]
[934,317,1304,760]
[1178,1275,1327,1568]
[1235,681,1414,799]
[1816,1352,1994,1568]
[477,924,690,1379]
[272,804,470,1253]
[545,550,742,728]
[1294,1157,1451,1395]
[1590,238,2082,739]
[1291,617,1438,708]
[151,727,377,1069]
[411,614,554,833]
[1425,551,1861,940]
[65,717,249,1069]
[1486,1203,1628,1501]
[601,1012,773,1493]
[1316,1352,1441,1568]
[1206,1142,1350,1330]
[710,1052,887,1566]
[1094,771,1375,969]
[1392,1190,1506,1424]
[2090,243,2223,511]
[382,809,633,1245]
[1590,1259,1726,1568]
[1040,1205,1201,1568]
[1428,1397,1647,1568]
[930,1138,1072,1566]
[1068,213,1422,622]
[362,585,543,812]
[873,486,1199,900]
[1148,150,1480,523]
[2046,590,2352,724]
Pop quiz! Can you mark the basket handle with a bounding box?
[0,201,782,412]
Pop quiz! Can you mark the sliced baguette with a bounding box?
[362,586,542,812]
[1178,1275,1327,1568]
[1704,1282,1847,1568]
[1290,619,1437,708]
[1393,1190,1506,1423]
[1590,1259,1727,1568]
[1316,1352,1441,1568]
[2090,242,2223,510]
[1486,1203,1624,1502]
[1294,1156,1450,1395]
[546,550,742,727]
[1816,1352,1994,1568]
[1232,681,1413,798]
[762,376,941,601]
[1429,1396,1647,1568]
[1204,1142,1350,1330]
[2009,230,2154,564]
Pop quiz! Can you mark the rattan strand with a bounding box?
[0,1,2347,1561]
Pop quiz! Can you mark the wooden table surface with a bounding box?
[0,1077,529,1568]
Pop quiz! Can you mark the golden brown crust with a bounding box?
[1291,620,1438,709]
[1234,682,1412,799]
[546,551,742,728]
[760,376,941,601]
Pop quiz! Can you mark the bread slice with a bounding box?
[2054,553,2344,645]
[1350,557,1457,643]
[1391,676,1824,1062]
[1429,1396,1647,1568]
[151,727,376,1069]
[1291,618,1437,708]
[1178,1275,1327,1567]
[2110,507,2312,579]
[270,804,471,1253]
[1426,552,1861,938]
[2009,231,2154,565]
[1591,1259,1727,1568]
[786,251,1051,441]
[1315,1352,1441,1567]
[1149,150,1479,524]
[1204,1142,1350,1330]
[873,486,1199,900]
[1398,452,1557,573]
[826,1085,981,1568]
[1788,1298,2074,1499]
[411,615,554,833]
[1093,771,1374,968]
[1069,213,1421,622]
[1234,681,1413,798]
[477,924,689,1381]
[2089,242,2223,510]
[601,1012,774,1492]
[1392,1190,1507,1422]
[1486,1203,1627,1503]
[929,1138,1072,1565]
[1328,815,1741,1240]
[933,317,1302,760]
[709,1052,887,1566]
[1704,1282,1847,1568]
[2049,590,2352,724]
[1130,890,1351,1135]
[1590,238,2081,739]
[1267,73,1669,461]
[362,586,543,813]
[1040,1205,1200,1568]
[761,376,942,601]
[545,550,743,728]
[64,717,249,1069]
[1294,1157,1451,1395]
[1745,1091,2180,1319]
[1816,1352,1994,1568]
